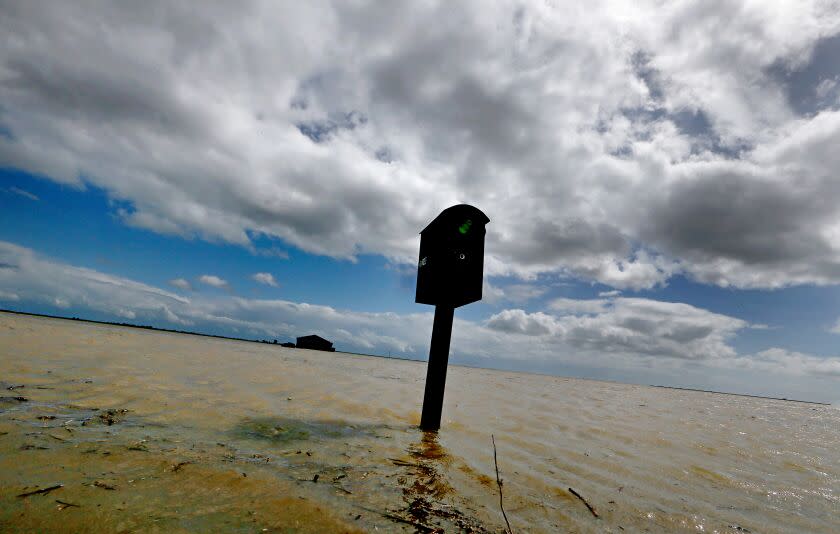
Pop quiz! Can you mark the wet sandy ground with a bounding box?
[1,312,839,533]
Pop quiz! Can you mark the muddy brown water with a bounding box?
[1,312,838,533]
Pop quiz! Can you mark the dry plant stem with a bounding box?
[568,487,599,518]
[56,499,81,510]
[492,435,513,534]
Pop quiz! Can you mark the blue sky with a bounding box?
[2,2,840,402]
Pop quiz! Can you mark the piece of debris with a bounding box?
[6,385,24,390]
[98,409,129,426]
[17,484,63,498]
[569,487,599,518]
[389,458,422,468]
[1,396,28,403]
[38,415,57,421]
[313,474,320,483]
[56,499,81,510]
[93,481,117,491]
[20,444,49,451]
[171,461,191,472]
[48,433,68,442]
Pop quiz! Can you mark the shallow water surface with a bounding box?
[1,313,838,533]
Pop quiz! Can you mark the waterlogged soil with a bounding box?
[2,312,840,533]
[0,388,492,533]
[0,314,496,533]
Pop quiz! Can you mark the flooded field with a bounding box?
[1,312,838,533]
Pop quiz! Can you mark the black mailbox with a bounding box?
[416,204,490,308]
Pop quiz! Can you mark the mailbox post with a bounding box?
[416,204,489,431]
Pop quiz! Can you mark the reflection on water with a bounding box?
[2,312,840,533]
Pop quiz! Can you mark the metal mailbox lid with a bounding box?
[419,204,490,237]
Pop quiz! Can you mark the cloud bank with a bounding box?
[1,2,840,290]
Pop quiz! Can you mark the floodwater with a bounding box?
[1,312,838,533]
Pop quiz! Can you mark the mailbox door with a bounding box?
[449,229,485,307]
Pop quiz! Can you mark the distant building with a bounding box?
[280,342,296,348]
[295,335,335,352]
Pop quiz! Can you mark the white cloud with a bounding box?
[558,298,747,361]
[482,280,547,305]
[116,308,136,320]
[0,241,190,322]
[725,348,840,377]
[598,290,620,297]
[169,278,192,291]
[0,290,20,301]
[198,275,228,288]
[1,2,840,289]
[548,298,610,315]
[8,187,39,201]
[252,272,278,287]
[485,309,560,336]
[815,77,838,100]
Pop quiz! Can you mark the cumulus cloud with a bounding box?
[1,2,840,289]
[198,275,228,288]
[485,309,560,336]
[252,272,278,287]
[559,298,748,361]
[168,278,192,291]
[489,298,749,361]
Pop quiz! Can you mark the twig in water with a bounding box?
[379,511,436,533]
[389,458,423,468]
[56,499,80,510]
[492,435,513,534]
[171,461,191,472]
[355,505,437,533]
[568,487,599,518]
[17,484,63,498]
